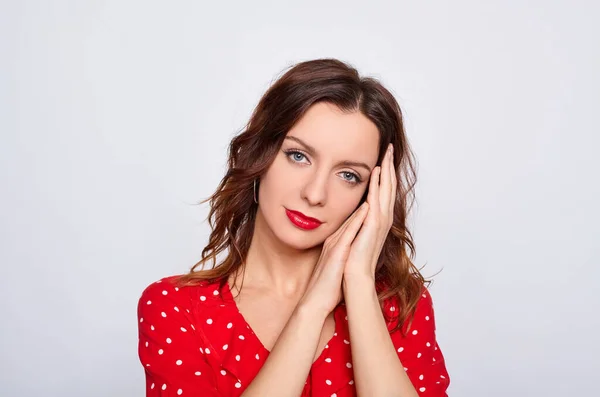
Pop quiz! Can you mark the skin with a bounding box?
[231,101,417,396]
[230,101,379,298]
[228,101,379,359]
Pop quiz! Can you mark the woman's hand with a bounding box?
[298,201,370,317]
[344,143,397,280]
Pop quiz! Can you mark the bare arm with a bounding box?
[241,202,370,396]
[240,302,328,397]
[343,275,419,397]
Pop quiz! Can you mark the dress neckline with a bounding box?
[220,278,340,366]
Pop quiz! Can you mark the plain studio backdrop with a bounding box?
[1,1,598,396]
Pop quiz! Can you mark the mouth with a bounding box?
[285,208,323,230]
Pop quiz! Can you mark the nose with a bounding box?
[300,171,328,207]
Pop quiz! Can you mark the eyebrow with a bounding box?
[284,135,372,172]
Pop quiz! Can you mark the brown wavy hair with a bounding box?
[173,58,434,336]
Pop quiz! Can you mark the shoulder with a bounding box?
[138,275,185,304]
[137,274,220,316]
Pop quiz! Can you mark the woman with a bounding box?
[137,58,450,396]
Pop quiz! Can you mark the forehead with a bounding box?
[285,102,380,165]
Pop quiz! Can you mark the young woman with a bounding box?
[137,58,450,396]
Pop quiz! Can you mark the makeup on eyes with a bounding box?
[282,148,364,185]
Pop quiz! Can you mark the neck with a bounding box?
[237,208,322,299]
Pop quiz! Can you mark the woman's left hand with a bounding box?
[344,143,397,281]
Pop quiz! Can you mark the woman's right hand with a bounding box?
[298,201,370,317]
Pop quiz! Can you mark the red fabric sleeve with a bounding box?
[137,281,221,396]
[389,288,450,396]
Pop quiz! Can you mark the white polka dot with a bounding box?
[213,290,219,295]
[349,380,354,385]
[422,294,426,298]
[166,338,172,344]
[150,383,155,389]
[206,319,213,324]
[325,358,332,363]
[200,296,206,301]
[227,322,233,329]
[325,344,329,349]
[199,347,204,354]
[334,332,337,336]
[140,317,144,323]
[195,371,201,376]
[238,335,245,340]
[255,353,260,360]
[235,382,241,388]
[412,330,418,335]
[325,379,332,385]
[419,374,424,380]
[146,364,150,367]
[440,375,446,379]
[235,355,240,361]
[331,394,337,397]
[145,341,148,347]
[397,347,404,353]
[205,348,211,354]
[158,349,164,355]
[223,344,228,350]
[177,389,183,395]
[174,306,179,312]
[176,360,182,365]
[346,362,352,368]
[426,342,431,347]
[343,339,350,344]
[425,316,430,321]
[220,370,226,376]
[417,352,422,358]
[433,357,436,362]
[390,306,396,311]
[419,387,426,392]
[345,316,348,320]
[162,290,168,295]
[404,367,408,371]
[175,287,179,291]
[190,324,195,331]
[161,312,167,318]
[162,384,167,390]
[147,300,152,305]
[181,327,187,332]
[150,325,155,331]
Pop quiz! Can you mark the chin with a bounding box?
[278,218,325,250]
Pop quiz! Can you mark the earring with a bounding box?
[253,179,258,204]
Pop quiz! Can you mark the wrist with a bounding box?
[343,273,375,287]
[295,299,331,322]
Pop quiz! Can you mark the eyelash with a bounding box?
[282,149,363,185]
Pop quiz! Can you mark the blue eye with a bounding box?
[283,149,362,185]
[291,152,306,162]
[341,171,360,183]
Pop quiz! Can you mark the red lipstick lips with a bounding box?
[285,209,322,230]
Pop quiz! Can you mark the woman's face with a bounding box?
[257,101,380,250]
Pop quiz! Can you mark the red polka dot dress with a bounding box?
[137,275,450,396]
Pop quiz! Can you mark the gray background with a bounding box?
[1,0,599,395]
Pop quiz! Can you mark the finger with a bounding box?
[337,202,369,248]
[380,146,391,213]
[367,166,380,213]
[327,202,368,245]
[389,150,397,215]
